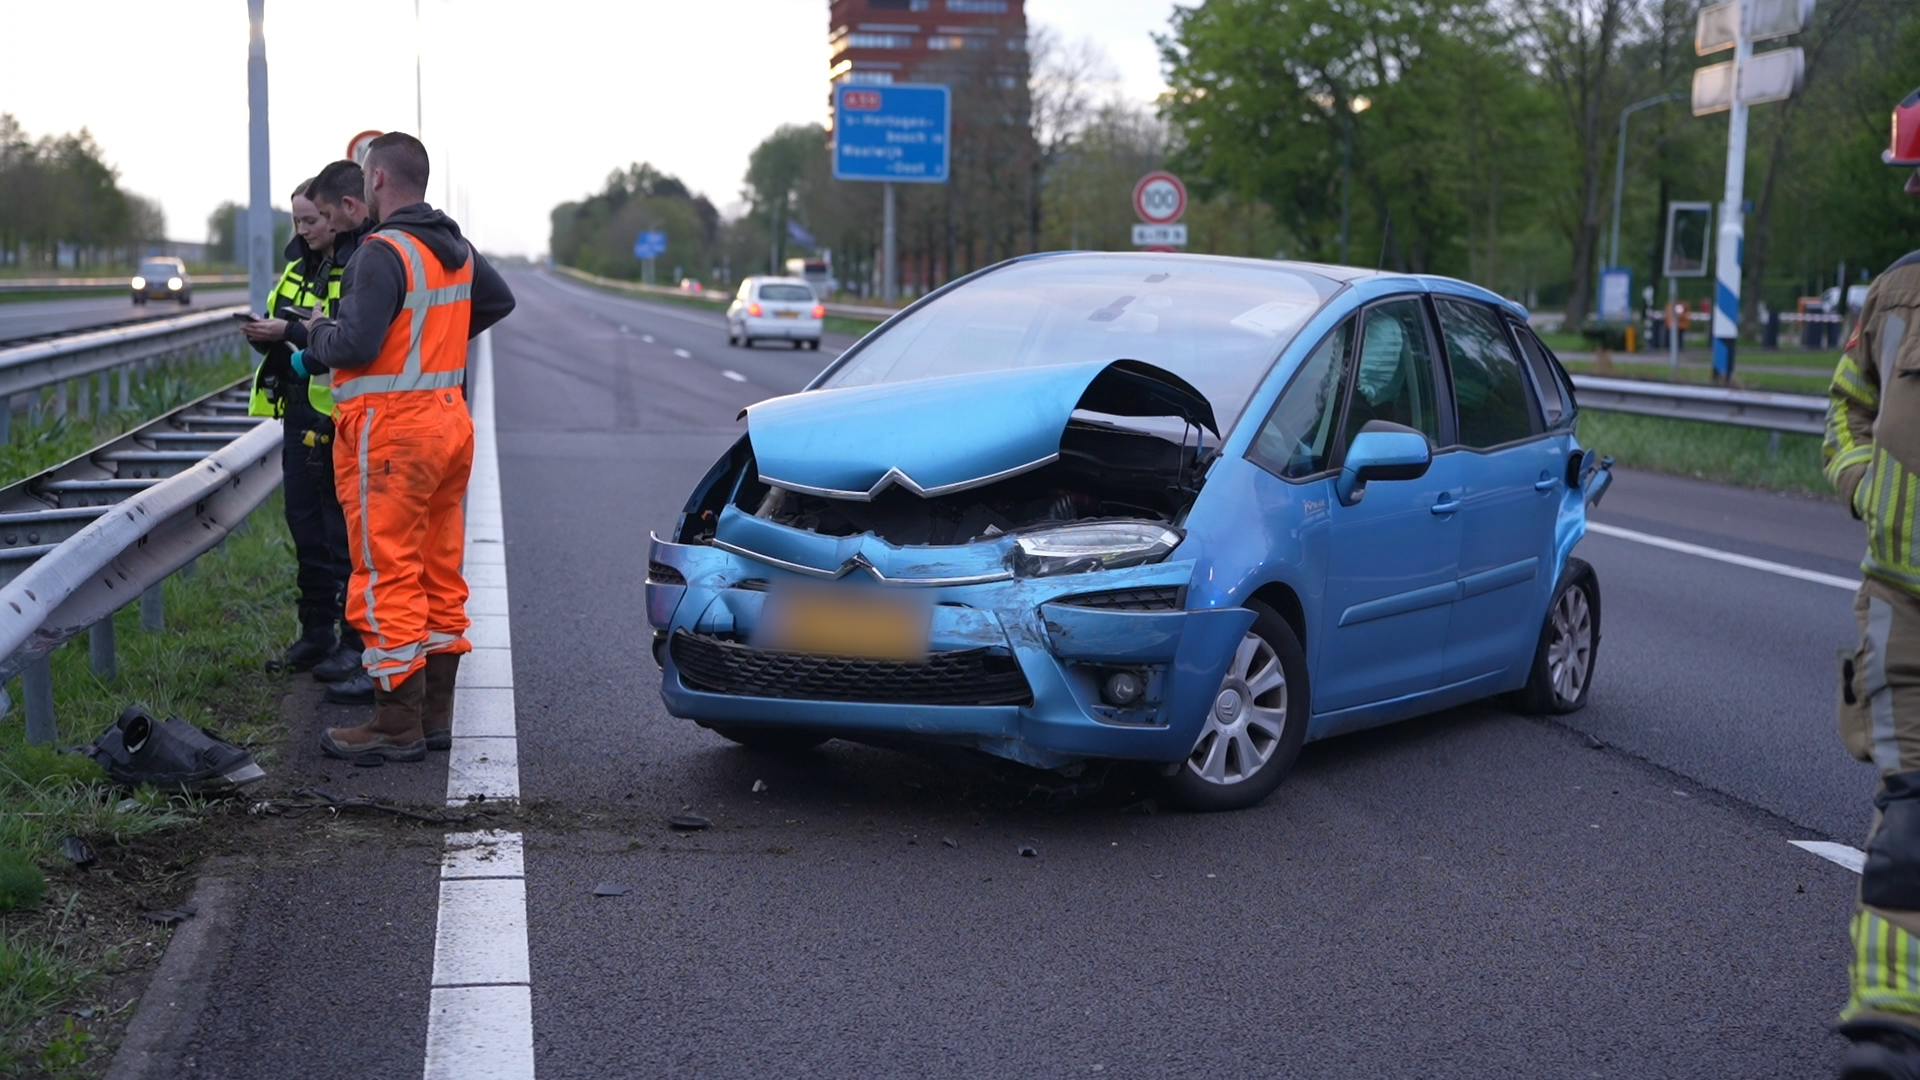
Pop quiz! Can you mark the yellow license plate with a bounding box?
[775,310,800,319]
[760,588,929,660]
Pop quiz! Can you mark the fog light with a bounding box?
[1101,670,1145,706]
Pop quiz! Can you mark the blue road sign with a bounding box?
[833,83,950,184]
[634,230,668,260]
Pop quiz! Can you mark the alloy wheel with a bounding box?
[1185,631,1288,786]
[1547,585,1593,706]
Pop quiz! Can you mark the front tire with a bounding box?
[1161,601,1309,812]
[1515,559,1599,715]
[710,725,828,753]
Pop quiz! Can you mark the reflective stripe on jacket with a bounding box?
[1827,252,1920,594]
[330,229,474,406]
[248,259,346,418]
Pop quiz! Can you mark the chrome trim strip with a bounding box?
[758,452,1061,503]
[709,537,1014,586]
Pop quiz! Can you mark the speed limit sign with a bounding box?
[345,129,384,165]
[1133,171,1188,225]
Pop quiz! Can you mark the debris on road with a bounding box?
[592,882,631,897]
[60,837,96,870]
[1019,846,1038,858]
[140,906,195,927]
[84,706,265,794]
[752,779,767,793]
[669,813,712,832]
[941,837,958,849]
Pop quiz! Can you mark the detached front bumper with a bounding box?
[646,534,1250,769]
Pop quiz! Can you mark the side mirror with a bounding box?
[1336,421,1433,506]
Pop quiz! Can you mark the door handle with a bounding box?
[1431,495,1461,516]
[1534,476,1557,492]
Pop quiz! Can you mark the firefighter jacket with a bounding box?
[1827,251,1920,594]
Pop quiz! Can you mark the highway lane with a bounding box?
[489,270,1862,1077]
[140,269,1870,1078]
[0,287,248,342]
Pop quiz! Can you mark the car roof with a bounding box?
[1012,250,1528,321]
[141,257,184,266]
[748,276,812,288]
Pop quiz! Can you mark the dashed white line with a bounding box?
[422,331,535,1080]
[722,369,747,383]
[673,347,693,359]
[642,334,655,344]
[1586,522,1858,592]
[1792,840,1866,874]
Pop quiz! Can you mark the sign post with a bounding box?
[633,230,667,286]
[833,83,951,303]
[1131,171,1188,251]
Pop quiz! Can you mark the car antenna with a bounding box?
[1377,210,1393,269]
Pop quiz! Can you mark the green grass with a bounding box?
[0,354,253,487]
[0,494,296,1075]
[1577,409,1829,496]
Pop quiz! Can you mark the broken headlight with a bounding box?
[1012,521,1182,578]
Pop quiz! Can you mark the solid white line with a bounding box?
[722,369,747,383]
[1586,522,1858,592]
[424,331,536,1080]
[1791,840,1866,874]
[673,347,693,359]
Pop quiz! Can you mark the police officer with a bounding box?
[1825,88,1920,1079]
[241,178,363,692]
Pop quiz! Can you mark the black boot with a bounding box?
[322,668,376,705]
[1841,1021,1920,1079]
[278,627,337,673]
[312,645,362,684]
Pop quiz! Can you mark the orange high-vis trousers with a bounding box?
[334,388,475,690]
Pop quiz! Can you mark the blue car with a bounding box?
[647,253,1611,810]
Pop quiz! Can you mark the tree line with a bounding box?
[554,0,1920,324]
[0,115,166,271]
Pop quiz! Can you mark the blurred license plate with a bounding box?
[759,587,928,660]
[775,310,800,319]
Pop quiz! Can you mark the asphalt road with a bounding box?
[0,287,247,342]
[147,268,1873,1079]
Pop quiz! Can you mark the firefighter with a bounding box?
[241,178,361,687]
[1825,87,1920,1079]
[297,133,515,762]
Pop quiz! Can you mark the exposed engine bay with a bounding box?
[746,419,1206,546]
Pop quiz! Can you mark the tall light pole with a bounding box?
[1609,91,1683,271]
[1337,95,1372,265]
[1712,2,1752,382]
[245,0,272,317]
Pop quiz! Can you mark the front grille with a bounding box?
[1053,586,1184,611]
[647,560,685,586]
[670,632,1032,706]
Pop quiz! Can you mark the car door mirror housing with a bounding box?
[1337,421,1433,506]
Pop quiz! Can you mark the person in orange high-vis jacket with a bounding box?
[295,133,515,763]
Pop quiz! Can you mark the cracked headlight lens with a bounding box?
[1013,521,1182,577]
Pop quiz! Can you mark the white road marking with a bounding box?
[1792,840,1866,874]
[1586,522,1858,592]
[618,324,629,334]
[423,331,536,1080]
[673,347,693,359]
[722,369,747,383]
[642,334,655,344]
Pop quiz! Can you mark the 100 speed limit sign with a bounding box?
[1133,171,1188,225]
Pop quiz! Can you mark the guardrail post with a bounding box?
[23,655,55,746]
[89,618,116,679]
[75,377,90,421]
[118,366,132,411]
[53,378,67,419]
[98,371,112,416]
[0,395,10,445]
[140,583,165,632]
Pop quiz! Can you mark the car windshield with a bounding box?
[821,255,1338,418]
[758,284,813,302]
[139,261,178,277]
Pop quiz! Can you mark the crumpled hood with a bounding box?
[744,360,1217,500]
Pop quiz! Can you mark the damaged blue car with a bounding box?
[647,252,1611,810]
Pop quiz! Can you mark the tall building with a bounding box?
[827,0,1029,108]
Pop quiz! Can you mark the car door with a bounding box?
[1268,296,1462,715]
[1432,298,1562,688]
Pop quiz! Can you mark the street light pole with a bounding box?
[245,0,272,317]
[1712,0,1752,382]
[1609,91,1683,271]
[1337,96,1371,265]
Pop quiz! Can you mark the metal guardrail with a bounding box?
[0,306,248,444]
[1569,375,1826,436]
[0,381,281,741]
[0,274,248,294]
[553,265,900,322]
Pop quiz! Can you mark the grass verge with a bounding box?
[1577,410,1828,496]
[0,354,253,487]
[0,494,295,1077]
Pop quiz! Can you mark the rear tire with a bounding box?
[711,726,828,753]
[1160,601,1309,812]
[1514,559,1600,715]
[807,339,821,351]
[791,340,802,350]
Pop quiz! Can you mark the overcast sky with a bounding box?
[2,0,1180,258]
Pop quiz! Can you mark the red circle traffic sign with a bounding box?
[345,129,384,164]
[1133,171,1187,225]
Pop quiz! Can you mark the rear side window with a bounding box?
[1512,326,1571,428]
[758,284,814,302]
[1249,319,1353,480]
[1436,299,1538,448]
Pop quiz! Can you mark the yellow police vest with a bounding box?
[248,259,345,419]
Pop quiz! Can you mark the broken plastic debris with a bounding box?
[591,883,630,898]
[85,707,265,794]
[141,906,195,927]
[941,837,958,849]
[668,814,712,832]
[60,837,96,869]
[752,780,767,793]
[1019,845,1038,858]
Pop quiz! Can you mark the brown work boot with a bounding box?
[423,654,460,752]
[318,673,427,764]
